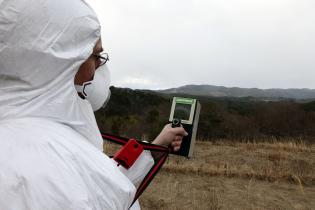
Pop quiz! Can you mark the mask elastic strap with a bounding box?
[75,81,92,98]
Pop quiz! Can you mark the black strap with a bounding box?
[101,133,170,207]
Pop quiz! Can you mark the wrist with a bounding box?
[152,137,167,146]
[152,138,161,145]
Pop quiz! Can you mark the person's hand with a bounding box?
[152,124,188,151]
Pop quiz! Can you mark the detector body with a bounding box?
[169,97,201,157]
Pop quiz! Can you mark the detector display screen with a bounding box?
[173,103,192,121]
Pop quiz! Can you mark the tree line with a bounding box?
[95,87,315,142]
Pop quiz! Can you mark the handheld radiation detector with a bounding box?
[169,97,201,157]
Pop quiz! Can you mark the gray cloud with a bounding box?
[87,0,315,89]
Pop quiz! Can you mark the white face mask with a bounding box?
[75,64,111,111]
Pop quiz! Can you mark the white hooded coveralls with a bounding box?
[0,0,152,209]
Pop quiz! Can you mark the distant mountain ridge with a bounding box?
[158,85,315,100]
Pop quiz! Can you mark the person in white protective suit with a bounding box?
[0,0,187,210]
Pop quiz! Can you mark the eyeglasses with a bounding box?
[92,52,109,67]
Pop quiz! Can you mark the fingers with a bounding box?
[171,139,182,147]
[174,135,182,142]
[168,125,186,151]
[171,136,183,151]
[172,143,181,151]
[173,146,181,151]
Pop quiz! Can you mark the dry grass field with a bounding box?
[104,140,315,210]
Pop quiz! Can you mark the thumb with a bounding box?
[172,126,188,136]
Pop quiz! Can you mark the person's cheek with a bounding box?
[87,61,97,80]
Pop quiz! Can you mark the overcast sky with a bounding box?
[86,0,315,90]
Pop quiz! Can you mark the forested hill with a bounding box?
[159,85,315,100]
[95,86,315,142]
